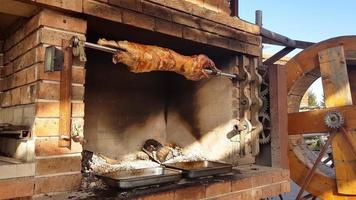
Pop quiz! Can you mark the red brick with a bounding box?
[231,177,252,191]
[83,0,122,23]
[34,173,82,194]
[205,181,231,198]
[12,46,44,72]
[252,188,263,199]
[154,19,183,38]
[174,186,205,200]
[261,183,281,198]
[4,14,40,51]
[280,181,291,193]
[13,70,27,88]
[35,137,82,156]
[183,27,208,44]
[40,27,85,47]
[142,1,172,20]
[36,102,85,118]
[0,67,5,78]
[39,10,87,34]
[37,82,84,101]
[0,177,34,199]
[33,118,59,137]
[11,87,22,106]
[252,173,272,187]
[207,33,229,49]
[20,84,37,105]
[33,118,84,137]
[36,156,82,176]
[26,65,37,84]
[108,0,142,11]
[4,30,40,64]
[1,91,11,107]
[139,191,174,200]
[4,63,14,76]
[171,10,201,29]
[35,0,83,12]
[122,10,155,31]
[216,192,242,200]
[37,63,86,84]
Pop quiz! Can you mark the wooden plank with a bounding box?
[288,105,356,134]
[269,64,289,168]
[58,40,72,148]
[318,46,356,195]
[319,46,353,107]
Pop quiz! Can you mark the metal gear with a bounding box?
[324,111,344,129]
[260,94,269,114]
[259,112,271,144]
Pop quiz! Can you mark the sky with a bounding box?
[239,0,356,103]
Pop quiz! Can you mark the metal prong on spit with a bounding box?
[203,69,244,81]
[71,36,122,54]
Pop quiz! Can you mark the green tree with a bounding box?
[307,91,318,107]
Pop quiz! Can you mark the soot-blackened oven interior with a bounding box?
[83,17,249,166]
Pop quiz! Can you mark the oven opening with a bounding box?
[82,17,245,187]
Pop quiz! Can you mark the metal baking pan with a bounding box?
[97,167,182,189]
[164,161,232,178]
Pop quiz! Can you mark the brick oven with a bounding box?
[0,0,289,199]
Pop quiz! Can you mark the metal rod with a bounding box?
[230,0,239,17]
[255,10,262,27]
[261,28,314,49]
[84,42,118,54]
[75,39,241,80]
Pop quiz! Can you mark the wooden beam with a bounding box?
[58,39,72,148]
[261,28,314,49]
[319,46,356,195]
[288,105,356,134]
[319,46,353,107]
[269,64,289,168]
[0,0,37,17]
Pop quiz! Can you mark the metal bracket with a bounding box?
[72,37,87,62]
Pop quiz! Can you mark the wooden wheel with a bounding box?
[286,36,356,199]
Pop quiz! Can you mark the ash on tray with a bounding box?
[89,154,160,175]
[84,139,207,178]
[163,150,207,164]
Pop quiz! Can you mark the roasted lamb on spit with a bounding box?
[97,39,218,81]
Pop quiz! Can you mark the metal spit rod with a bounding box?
[75,39,240,79]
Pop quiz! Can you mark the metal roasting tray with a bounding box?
[163,161,232,178]
[97,167,182,189]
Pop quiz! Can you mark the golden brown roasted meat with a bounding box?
[97,39,217,81]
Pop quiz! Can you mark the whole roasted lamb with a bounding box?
[97,39,218,81]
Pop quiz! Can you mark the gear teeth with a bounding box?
[259,133,271,144]
[260,96,269,114]
[324,111,344,129]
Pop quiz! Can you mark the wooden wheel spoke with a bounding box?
[319,46,356,195]
[288,105,356,135]
[330,131,356,195]
[287,36,356,198]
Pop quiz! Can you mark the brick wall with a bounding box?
[136,168,290,200]
[0,9,87,198]
[185,0,231,14]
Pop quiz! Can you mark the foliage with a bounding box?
[307,91,318,107]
